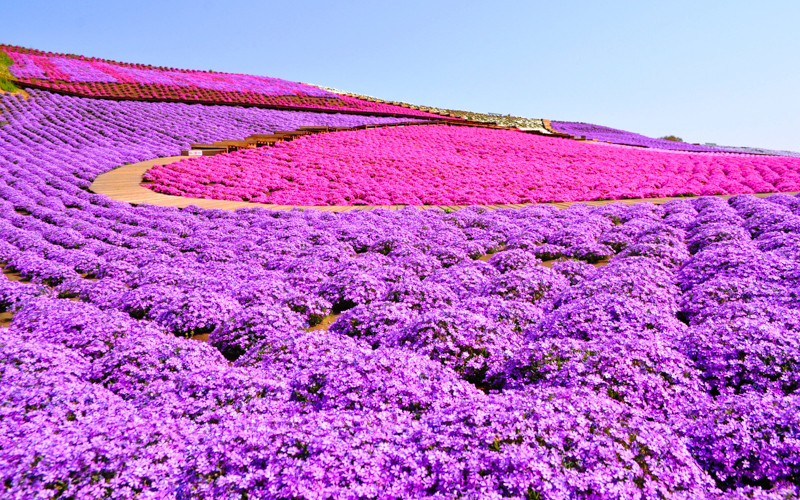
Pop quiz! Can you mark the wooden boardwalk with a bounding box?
[90,156,799,212]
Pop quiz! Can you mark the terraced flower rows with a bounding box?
[1,73,800,498]
[1,44,442,118]
[145,123,800,206]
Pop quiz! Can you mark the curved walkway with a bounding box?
[89,156,799,212]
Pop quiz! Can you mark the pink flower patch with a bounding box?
[144,125,800,206]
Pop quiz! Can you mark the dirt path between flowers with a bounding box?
[90,156,800,212]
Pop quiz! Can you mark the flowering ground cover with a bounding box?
[144,124,800,205]
[0,44,443,118]
[702,144,800,157]
[550,120,800,157]
[2,89,800,498]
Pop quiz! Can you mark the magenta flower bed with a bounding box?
[144,124,800,205]
[2,91,800,498]
[2,44,443,118]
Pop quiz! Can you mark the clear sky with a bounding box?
[4,1,799,151]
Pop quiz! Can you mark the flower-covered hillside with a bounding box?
[144,124,800,206]
[2,60,800,499]
[551,121,733,152]
[551,120,800,156]
[0,44,443,118]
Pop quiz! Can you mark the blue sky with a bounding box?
[5,0,800,151]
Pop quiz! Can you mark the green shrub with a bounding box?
[0,51,21,93]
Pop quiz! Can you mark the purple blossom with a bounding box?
[486,248,542,272]
[90,330,227,399]
[502,337,708,423]
[550,258,597,285]
[686,393,800,489]
[680,317,800,395]
[319,269,388,312]
[480,266,569,304]
[209,303,305,360]
[462,296,546,333]
[0,276,51,312]
[390,307,522,384]
[329,300,418,348]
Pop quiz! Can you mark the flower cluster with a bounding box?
[673,195,800,489]
[144,124,800,205]
[2,44,443,118]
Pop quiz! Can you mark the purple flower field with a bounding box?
[551,120,800,156]
[1,89,800,498]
